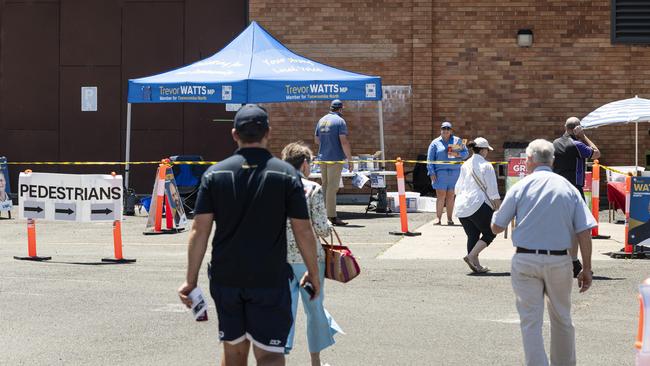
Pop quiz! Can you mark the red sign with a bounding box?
[584,172,592,193]
[507,157,527,177]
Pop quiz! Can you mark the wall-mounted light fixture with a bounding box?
[517,29,533,47]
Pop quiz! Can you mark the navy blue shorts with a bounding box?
[209,281,292,353]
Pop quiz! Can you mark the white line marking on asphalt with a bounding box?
[0,291,45,296]
[482,318,550,325]
[152,304,188,313]
[0,276,109,283]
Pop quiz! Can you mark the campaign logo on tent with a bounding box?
[366,83,376,98]
[222,85,232,100]
[142,86,152,101]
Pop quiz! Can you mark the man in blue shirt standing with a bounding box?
[315,99,352,226]
[553,116,601,277]
[492,139,595,366]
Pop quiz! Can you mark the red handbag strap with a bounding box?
[320,227,343,247]
[330,227,344,245]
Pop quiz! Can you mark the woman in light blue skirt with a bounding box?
[282,142,343,366]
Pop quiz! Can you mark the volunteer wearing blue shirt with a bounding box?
[427,121,468,225]
[315,100,352,226]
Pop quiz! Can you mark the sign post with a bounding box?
[505,157,527,238]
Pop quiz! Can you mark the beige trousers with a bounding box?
[511,253,575,366]
[321,164,343,218]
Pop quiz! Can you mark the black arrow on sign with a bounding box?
[24,206,43,213]
[55,208,74,215]
[91,208,112,215]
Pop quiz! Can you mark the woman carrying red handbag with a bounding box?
[282,142,343,366]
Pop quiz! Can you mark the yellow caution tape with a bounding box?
[599,164,635,176]
[3,159,509,166]
[314,160,507,165]
[5,161,162,165]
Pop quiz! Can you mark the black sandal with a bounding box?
[329,217,348,226]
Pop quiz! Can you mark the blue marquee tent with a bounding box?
[125,22,384,188]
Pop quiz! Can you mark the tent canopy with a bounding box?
[128,21,382,104]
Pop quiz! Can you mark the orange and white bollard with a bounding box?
[625,174,633,254]
[14,168,51,262]
[14,218,51,261]
[636,278,650,365]
[102,220,136,263]
[389,158,421,237]
[144,159,183,235]
[102,171,135,263]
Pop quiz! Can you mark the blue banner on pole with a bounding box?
[629,177,650,247]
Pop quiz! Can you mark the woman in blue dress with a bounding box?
[426,121,469,225]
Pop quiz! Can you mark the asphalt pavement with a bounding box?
[0,205,645,365]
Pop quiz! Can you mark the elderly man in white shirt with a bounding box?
[454,137,501,273]
[491,139,595,366]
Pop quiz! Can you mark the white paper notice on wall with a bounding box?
[18,172,123,222]
[225,103,241,112]
[81,86,98,111]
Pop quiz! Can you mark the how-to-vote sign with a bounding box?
[506,157,527,191]
[18,172,122,222]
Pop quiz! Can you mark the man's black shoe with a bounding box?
[572,260,582,278]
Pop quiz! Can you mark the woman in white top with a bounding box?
[454,137,501,273]
[282,142,341,366]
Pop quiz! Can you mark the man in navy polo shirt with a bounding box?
[178,104,321,366]
[315,99,352,226]
[553,116,600,278]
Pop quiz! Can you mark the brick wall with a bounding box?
[250,0,650,192]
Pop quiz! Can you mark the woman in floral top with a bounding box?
[282,142,342,366]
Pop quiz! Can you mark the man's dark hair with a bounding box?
[236,123,268,143]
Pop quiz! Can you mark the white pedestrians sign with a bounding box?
[18,172,123,222]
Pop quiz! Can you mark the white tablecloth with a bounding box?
[308,170,396,179]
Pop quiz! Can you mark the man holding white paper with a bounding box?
[178,104,321,366]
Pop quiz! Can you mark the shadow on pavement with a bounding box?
[467,272,511,277]
[339,212,396,220]
[592,275,625,281]
[47,261,131,266]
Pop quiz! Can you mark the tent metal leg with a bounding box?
[376,100,388,213]
[378,100,385,163]
[634,122,639,170]
[125,103,132,190]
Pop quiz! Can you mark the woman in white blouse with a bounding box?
[282,142,341,366]
[454,137,501,273]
